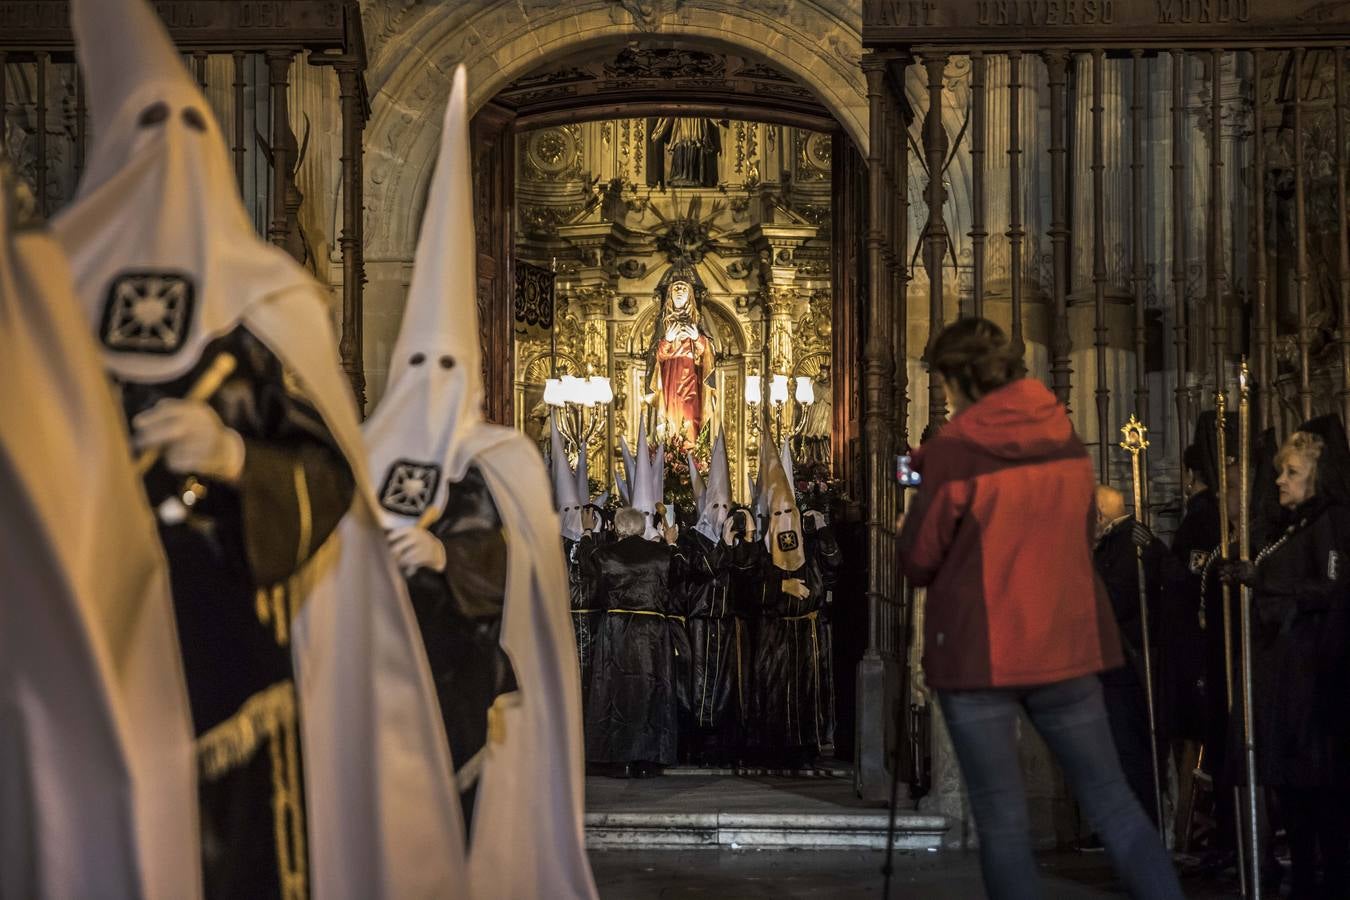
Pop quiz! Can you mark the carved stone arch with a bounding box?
[361,1,866,262]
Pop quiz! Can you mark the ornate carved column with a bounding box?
[764,285,797,376]
[264,50,297,251]
[922,52,951,432]
[1045,50,1073,407]
[315,54,367,408]
[857,53,899,802]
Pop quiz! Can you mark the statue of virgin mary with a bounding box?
[643,260,718,447]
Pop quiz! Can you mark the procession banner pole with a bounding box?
[1215,388,1249,898]
[1237,360,1262,900]
[1120,415,1164,833]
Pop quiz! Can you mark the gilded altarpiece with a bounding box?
[512,115,836,504]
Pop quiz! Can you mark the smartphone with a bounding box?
[895,454,921,487]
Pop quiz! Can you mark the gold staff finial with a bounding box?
[1119,414,1149,455]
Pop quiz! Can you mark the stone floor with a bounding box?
[585,773,946,850]
[584,773,1250,898]
[588,848,1248,898]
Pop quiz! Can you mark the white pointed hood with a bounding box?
[628,419,661,540]
[688,453,706,515]
[53,0,315,385]
[781,441,797,497]
[364,66,498,527]
[695,431,732,543]
[551,418,583,542]
[53,2,470,895]
[362,66,597,900]
[617,437,636,505]
[761,433,806,571]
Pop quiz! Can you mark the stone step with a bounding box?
[585,809,950,851]
[584,774,950,851]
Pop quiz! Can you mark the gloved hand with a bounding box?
[133,399,245,483]
[1131,520,1154,550]
[781,578,810,599]
[1218,559,1258,587]
[388,526,447,576]
[721,516,738,546]
[581,506,598,533]
[804,510,827,532]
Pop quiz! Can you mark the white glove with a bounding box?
[388,526,447,575]
[721,517,737,546]
[133,399,245,483]
[804,510,826,531]
[781,578,810,599]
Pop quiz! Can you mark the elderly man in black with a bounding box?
[1093,484,1170,828]
[584,506,684,776]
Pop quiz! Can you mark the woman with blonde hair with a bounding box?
[1226,416,1350,898]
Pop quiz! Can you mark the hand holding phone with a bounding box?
[895,454,921,487]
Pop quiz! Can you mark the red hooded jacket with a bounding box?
[898,378,1122,690]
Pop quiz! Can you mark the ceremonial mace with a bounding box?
[1236,361,1262,900]
[1119,415,1164,833]
[1215,388,1251,899]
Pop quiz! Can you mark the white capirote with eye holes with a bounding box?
[695,429,734,543]
[551,416,585,541]
[52,6,313,386]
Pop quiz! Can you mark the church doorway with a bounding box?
[471,41,875,788]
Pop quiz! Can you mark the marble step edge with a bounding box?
[584,811,950,851]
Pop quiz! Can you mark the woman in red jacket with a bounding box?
[898,318,1182,900]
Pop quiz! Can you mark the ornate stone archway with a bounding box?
[359,1,869,264]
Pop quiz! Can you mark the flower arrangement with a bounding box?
[795,460,843,512]
[657,425,711,519]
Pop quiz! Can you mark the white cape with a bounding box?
[0,186,199,899]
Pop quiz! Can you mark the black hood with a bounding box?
[1191,409,1236,494]
[1296,414,1350,506]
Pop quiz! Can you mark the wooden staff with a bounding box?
[1119,415,1164,833]
[1237,360,1262,900]
[1215,388,1250,898]
[134,352,238,476]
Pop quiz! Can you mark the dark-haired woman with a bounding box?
[898,317,1183,900]
[1225,418,1350,898]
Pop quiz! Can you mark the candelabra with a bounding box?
[544,373,613,460]
[745,373,815,444]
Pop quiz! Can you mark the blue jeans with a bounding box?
[938,675,1183,900]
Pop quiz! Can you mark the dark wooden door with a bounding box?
[471,101,516,426]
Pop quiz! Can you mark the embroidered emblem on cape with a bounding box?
[777,531,800,552]
[1329,550,1341,581]
[1189,550,1209,575]
[100,271,195,354]
[378,460,442,517]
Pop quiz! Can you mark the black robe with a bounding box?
[742,544,828,764]
[675,528,754,764]
[805,522,843,754]
[117,326,354,900]
[1092,516,1170,823]
[1240,498,1350,787]
[566,531,608,717]
[1161,489,1219,742]
[404,465,516,834]
[583,534,683,766]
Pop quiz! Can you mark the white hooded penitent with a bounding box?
[551,417,584,542]
[760,433,806,572]
[0,157,198,900]
[362,66,598,900]
[51,0,465,895]
[694,430,733,544]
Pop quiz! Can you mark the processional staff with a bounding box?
[1215,385,1253,900]
[1236,360,1262,900]
[1119,414,1164,833]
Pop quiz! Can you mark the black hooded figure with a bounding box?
[1226,414,1350,897]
